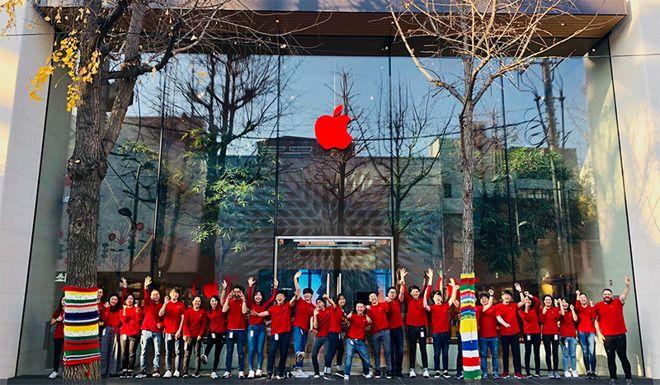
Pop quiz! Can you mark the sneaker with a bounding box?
[344,374,350,381]
[173,370,180,378]
[192,373,200,378]
[625,379,633,385]
[238,371,246,379]
[409,369,417,378]
[501,371,510,378]
[256,369,263,377]
[48,371,58,379]
[565,370,571,378]
[548,372,555,379]
[434,371,441,378]
[201,354,208,364]
[572,370,579,378]
[386,370,393,379]
[532,373,541,378]
[363,372,373,379]
[374,369,381,379]
[443,370,451,379]
[275,374,284,380]
[211,371,218,379]
[423,369,430,378]
[248,370,255,379]
[609,380,616,385]
[492,372,500,379]
[483,373,489,379]
[127,370,134,378]
[182,373,189,378]
[163,370,172,378]
[514,372,524,379]
[223,371,231,379]
[456,373,464,379]
[314,374,321,378]
[135,372,146,379]
[335,370,345,378]
[152,371,161,378]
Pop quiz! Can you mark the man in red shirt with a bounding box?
[292,270,316,376]
[385,284,404,378]
[310,298,331,378]
[159,288,185,378]
[423,273,458,379]
[477,289,499,379]
[137,276,163,378]
[182,296,207,378]
[495,289,523,378]
[222,284,248,379]
[595,276,633,384]
[343,302,373,380]
[575,289,597,378]
[398,267,431,378]
[325,293,347,378]
[256,289,298,379]
[367,291,392,378]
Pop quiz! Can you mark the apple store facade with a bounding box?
[4,0,660,380]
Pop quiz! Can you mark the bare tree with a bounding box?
[389,0,598,378]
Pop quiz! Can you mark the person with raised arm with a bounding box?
[495,289,523,379]
[559,298,579,378]
[385,281,404,378]
[575,289,597,378]
[477,289,499,379]
[202,280,227,379]
[136,276,163,378]
[291,270,316,377]
[595,276,633,385]
[540,294,561,378]
[399,266,431,378]
[423,269,458,379]
[310,296,331,378]
[515,282,542,378]
[222,283,249,379]
[325,293,347,378]
[246,276,278,378]
[366,290,392,378]
[100,292,122,377]
[342,302,373,380]
[159,287,185,378]
[119,278,141,378]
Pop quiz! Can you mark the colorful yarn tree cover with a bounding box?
[63,286,101,366]
[459,273,481,380]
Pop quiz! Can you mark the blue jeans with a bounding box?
[226,330,246,372]
[479,337,499,375]
[561,336,577,371]
[164,333,182,372]
[371,330,392,371]
[247,325,266,371]
[344,339,370,375]
[578,332,596,372]
[139,330,162,373]
[292,326,309,369]
[389,327,404,375]
[432,332,450,371]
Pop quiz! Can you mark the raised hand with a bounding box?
[426,268,434,278]
[221,280,228,290]
[575,289,581,296]
[144,276,152,288]
[104,302,110,308]
[569,304,575,311]
[164,296,170,304]
[120,277,128,289]
[323,293,329,300]
[624,276,632,287]
[294,270,303,279]
[247,277,256,287]
[273,278,279,289]
[514,282,522,292]
[488,289,495,297]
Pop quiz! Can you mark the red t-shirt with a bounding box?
[540,307,561,335]
[403,285,430,327]
[183,307,207,338]
[103,308,122,328]
[163,301,186,334]
[52,309,64,339]
[247,287,277,325]
[595,298,627,336]
[575,302,597,333]
[559,310,577,338]
[225,298,247,330]
[429,303,451,334]
[495,302,520,336]
[387,299,404,329]
[207,307,226,334]
[477,306,498,338]
[329,305,344,333]
[120,306,142,336]
[315,308,331,337]
[268,302,293,335]
[367,302,390,332]
[293,299,316,331]
[141,290,163,332]
[346,313,368,340]
[518,308,542,334]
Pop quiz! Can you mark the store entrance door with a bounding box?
[274,236,394,307]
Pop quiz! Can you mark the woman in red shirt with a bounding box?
[100,293,122,377]
[182,296,207,378]
[203,281,227,379]
[48,296,65,379]
[119,286,142,378]
[246,277,278,378]
[423,271,458,379]
[325,293,347,377]
[222,284,248,378]
[398,267,431,378]
[495,290,523,378]
[575,290,597,378]
[256,289,298,379]
[515,283,541,378]
[559,299,579,377]
[540,295,561,378]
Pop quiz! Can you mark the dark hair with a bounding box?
[208,295,221,310]
[355,300,366,307]
[276,289,287,296]
[252,290,265,304]
[525,296,537,309]
[386,286,397,293]
[503,290,513,297]
[108,293,121,312]
[368,291,378,297]
[316,298,326,304]
[55,295,65,314]
[336,293,346,302]
[479,293,490,300]
[409,285,420,292]
[169,287,180,295]
[124,293,135,305]
[431,290,443,298]
[233,285,245,293]
[543,294,555,304]
[303,288,314,295]
[602,288,613,294]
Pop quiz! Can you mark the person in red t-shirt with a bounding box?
[398,267,431,378]
[385,284,404,377]
[100,292,122,377]
[367,291,392,378]
[559,299,578,377]
[477,289,499,379]
[325,293,347,377]
[48,296,65,379]
[159,288,185,377]
[595,276,633,383]
[182,296,207,378]
[540,294,561,378]
[310,297,331,377]
[343,302,373,380]
[291,270,316,375]
[246,276,278,378]
[575,289,597,378]
[514,283,541,378]
[255,288,298,379]
[495,289,523,378]
[202,281,227,379]
[118,278,142,378]
[222,283,248,378]
[137,276,163,378]
[423,270,458,379]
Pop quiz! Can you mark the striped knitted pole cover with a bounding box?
[63,286,101,366]
[459,273,481,380]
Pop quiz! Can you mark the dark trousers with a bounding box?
[524,333,541,375]
[53,338,64,372]
[225,330,246,372]
[267,332,291,377]
[432,332,450,371]
[389,327,404,376]
[456,332,463,374]
[311,336,329,374]
[407,326,429,370]
[603,334,632,380]
[120,335,138,372]
[542,334,560,372]
[204,332,226,372]
[500,334,521,374]
[183,338,202,375]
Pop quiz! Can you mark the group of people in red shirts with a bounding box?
[48,269,634,384]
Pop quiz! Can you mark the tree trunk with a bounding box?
[460,100,475,275]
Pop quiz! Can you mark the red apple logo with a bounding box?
[314,105,352,150]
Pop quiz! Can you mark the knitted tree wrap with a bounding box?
[459,273,481,380]
[63,286,101,366]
